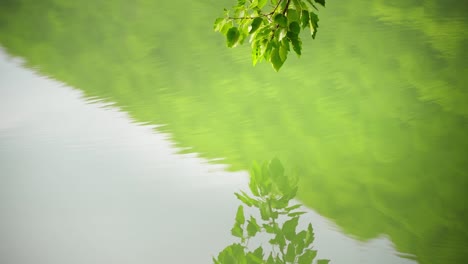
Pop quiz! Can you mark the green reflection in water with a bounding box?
[1,0,467,263]
[215,158,330,264]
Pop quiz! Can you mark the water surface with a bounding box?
[0,50,415,264]
[0,0,467,263]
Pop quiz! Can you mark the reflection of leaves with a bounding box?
[283,217,299,241]
[298,249,317,264]
[269,157,285,180]
[214,243,246,264]
[305,223,315,246]
[231,205,245,238]
[231,223,243,238]
[247,216,261,237]
[247,247,264,263]
[235,191,258,207]
[214,159,330,264]
[235,205,245,225]
[285,243,296,262]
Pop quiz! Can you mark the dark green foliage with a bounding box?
[227,27,241,47]
[214,0,325,71]
[214,159,330,263]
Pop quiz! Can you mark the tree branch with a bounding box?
[227,0,285,20]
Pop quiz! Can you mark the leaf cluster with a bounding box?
[213,158,330,264]
[214,0,325,71]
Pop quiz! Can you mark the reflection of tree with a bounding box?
[214,159,329,264]
[1,1,467,263]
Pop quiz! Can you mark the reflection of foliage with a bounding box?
[214,0,325,71]
[1,1,467,263]
[214,159,330,264]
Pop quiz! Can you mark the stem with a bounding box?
[227,0,285,20]
[282,0,292,15]
[268,198,286,263]
[270,0,291,40]
[269,0,284,15]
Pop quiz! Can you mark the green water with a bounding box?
[1,0,467,263]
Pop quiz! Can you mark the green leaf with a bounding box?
[276,186,297,206]
[270,48,284,71]
[249,17,263,33]
[235,191,257,207]
[235,7,246,18]
[305,0,318,10]
[285,186,298,200]
[238,20,251,45]
[301,10,310,29]
[231,223,243,238]
[252,38,269,66]
[237,0,246,6]
[287,30,298,40]
[259,201,272,220]
[247,216,260,237]
[279,40,289,62]
[249,162,262,196]
[288,211,306,217]
[282,217,299,241]
[271,196,289,209]
[231,244,247,263]
[216,243,247,264]
[290,36,301,56]
[221,20,234,34]
[278,28,287,41]
[294,230,306,254]
[269,157,284,178]
[263,223,276,234]
[258,0,268,9]
[285,243,296,262]
[274,13,288,28]
[289,21,301,34]
[226,27,240,47]
[287,8,299,22]
[304,223,315,246]
[314,0,325,7]
[246,252,264,264]
[317,260,331,264]
[270,232,286,250]
[216,244,237,264]
[297,249,317,264]
[285,204,302,212]
[309,12,319,39]
[214,18,224,31]
[266,253,275,264]
[248,0,258,9]
[258,161,273,195]
[235,205,245,225]
[292,0,303,13]
[263,41,274,66]
[246,247,264,264]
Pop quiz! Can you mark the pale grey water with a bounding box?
[0,49,417,263]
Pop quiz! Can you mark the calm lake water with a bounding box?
[0,0,467,264]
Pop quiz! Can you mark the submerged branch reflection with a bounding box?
[214,158,330,264]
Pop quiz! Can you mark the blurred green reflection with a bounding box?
[215,158,330,264]
[0,0,467,263]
